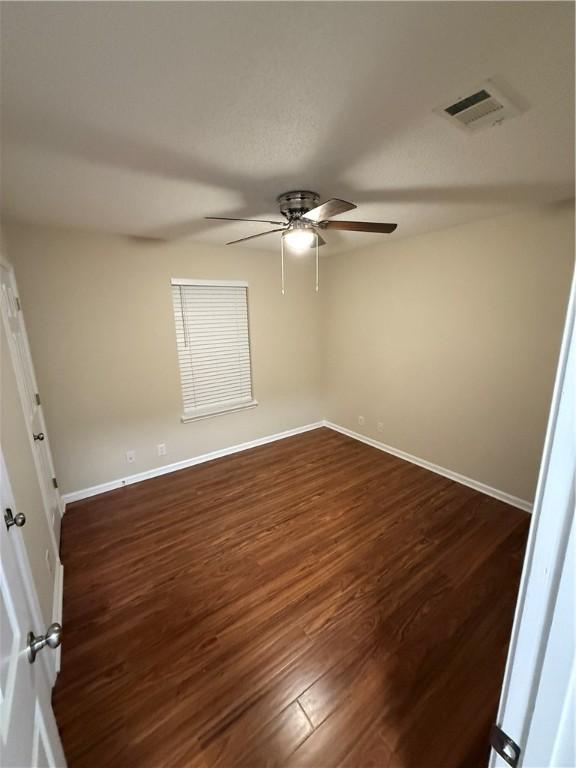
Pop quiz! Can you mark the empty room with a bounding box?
[1,2,574,767]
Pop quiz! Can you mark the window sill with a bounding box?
[181,399,258,423]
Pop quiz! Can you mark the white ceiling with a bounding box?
[1,2,574,252]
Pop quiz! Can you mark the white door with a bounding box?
[0,453,66,768]
[490,273,575,767]
[0,265,62,550]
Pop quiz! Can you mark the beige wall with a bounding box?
[322,201,574,502]
[5,223,322,494]
[5,201,574,504]
[1,321,54,624]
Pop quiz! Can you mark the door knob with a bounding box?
[33,432,45,441]
[4,508,26,531]
[27,623,62,663]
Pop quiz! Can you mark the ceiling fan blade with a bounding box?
[226,228,286,245]
[206,216,286,225]
[302,198,357,223]
[323,221,398,233]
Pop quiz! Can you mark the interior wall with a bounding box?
[5,202,574,503]
[5,222,322,494]
[321,201,574,503]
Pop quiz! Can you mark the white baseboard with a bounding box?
[323,421,533,513]
[62,419,533,513]
[62,422,324,505]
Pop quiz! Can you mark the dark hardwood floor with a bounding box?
[53,427,529,768]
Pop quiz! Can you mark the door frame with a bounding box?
[490,269,575,765]
[0,254,64,683]
[0,259,64,533]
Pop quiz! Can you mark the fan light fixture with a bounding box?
[280,221,319,295]
[205,190,398,295]
[282,225,316,252]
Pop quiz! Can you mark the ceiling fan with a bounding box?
[206,191,398,293]
[206,190,397,248]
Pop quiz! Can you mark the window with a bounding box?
[171,279,257,421]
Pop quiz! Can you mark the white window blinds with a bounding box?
[171,279,256,421]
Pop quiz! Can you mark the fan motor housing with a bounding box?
[277,191,319,220]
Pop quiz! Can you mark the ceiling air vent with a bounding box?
[434,80,522,131]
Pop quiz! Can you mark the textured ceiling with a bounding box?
[1,1,574,252]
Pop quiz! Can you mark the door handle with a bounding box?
[27,623,62,663]
[33,432,45,441]
[4,508,26,531]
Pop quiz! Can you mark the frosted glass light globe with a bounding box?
[283,227,316,252]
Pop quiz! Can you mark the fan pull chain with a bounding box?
[315,232,319,292]
[281,236,285,295]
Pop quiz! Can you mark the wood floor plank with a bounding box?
[200,699,314,768]
[53,428,529,767]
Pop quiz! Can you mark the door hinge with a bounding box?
[35,393,41,405]
[490,724,521,767]
[52,477,59,489]
[15,296,21,311]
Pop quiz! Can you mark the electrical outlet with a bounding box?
[377,421,384,433]
[157,443,167,457]
[126,450,136,464]
[358,416,365,427]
